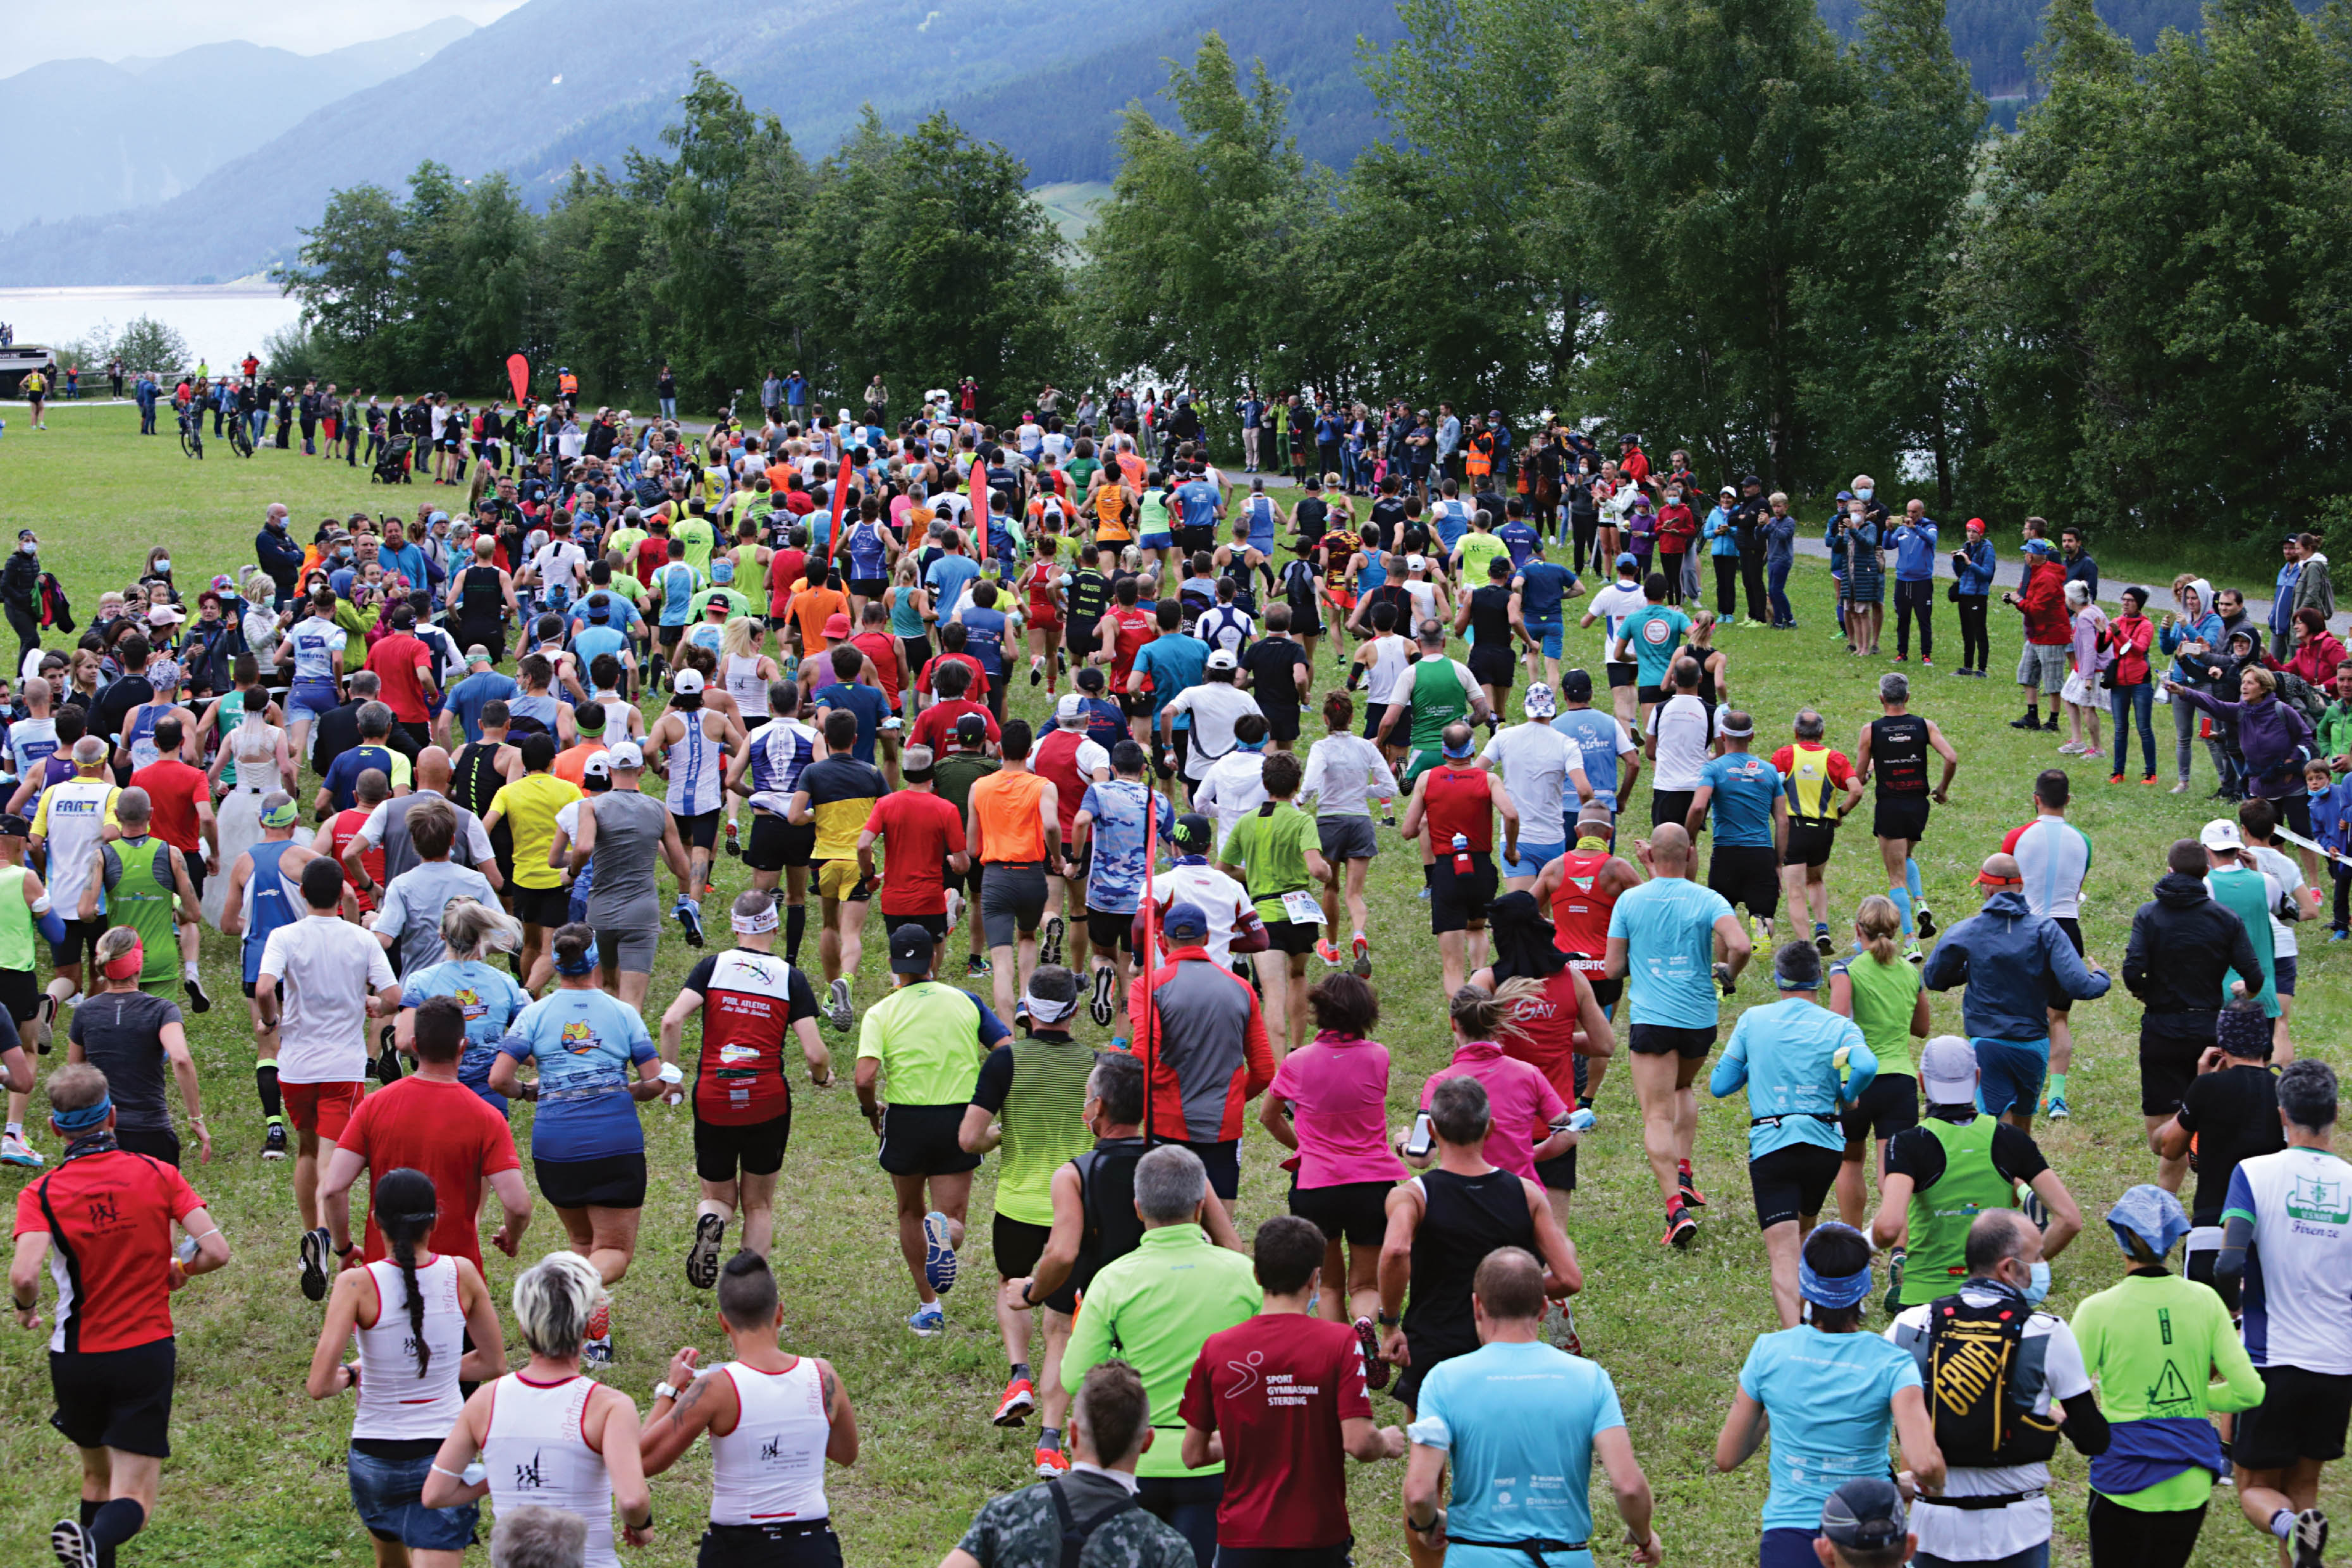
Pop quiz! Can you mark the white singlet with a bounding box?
[666,710,728,817]
[724,654,771,720]
[484,1373,618,1567]
[706,1357,831,1526]
[353,1255,465,1441]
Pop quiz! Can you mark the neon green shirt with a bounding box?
[2072,1271,2265,1510]
[1060,1225,1261,1478]
[1456,530,1509,587]
[855,979,995,1108]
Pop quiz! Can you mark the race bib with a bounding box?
[1280,889,1325,924]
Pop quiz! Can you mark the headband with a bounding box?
[52,1094,113,1132]
[553,939,602,977]
[1021,986,1081,1025]
[1798,1226,1874,1308]
[1775,969,1822,991]
[732,902,781,935]
[260,799,300,828]
[101,938,144,983]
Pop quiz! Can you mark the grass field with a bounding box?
[0,400,2343,1567]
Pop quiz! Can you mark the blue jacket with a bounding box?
[1705,506,1740,557]
[1889,520,1940,582]
[2273,564,2303,635]
[2309,779,2351,855]
[1950,537,1995,596]
[1762,515,1796,566]
[1920,890,2110,1044]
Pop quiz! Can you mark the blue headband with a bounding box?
[554,940,602,977]
[1798,1225,1874,1308]
[53,1094,112,1132]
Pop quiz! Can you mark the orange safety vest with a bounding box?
[1465,432,1494,478]
[558,372,579,395]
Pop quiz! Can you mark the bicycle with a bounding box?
[178,407,204,460]
[226,415,255,459]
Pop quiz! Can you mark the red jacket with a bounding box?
[1126,947,1273,1144]
[2019,558,2069,646]
[2289,630,2348,689]
[2105,612,2155,686]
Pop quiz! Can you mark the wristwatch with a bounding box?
[653,1381,679,1404]
[1376,1310,1399,1328]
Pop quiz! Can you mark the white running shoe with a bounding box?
[1,1132,44,1168]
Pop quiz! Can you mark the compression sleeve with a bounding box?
[34,907,65,945]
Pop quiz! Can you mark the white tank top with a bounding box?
[484,1373,618,1567]
[707,1357,832,1526]
[594,694,635,744]
[353,1255,466,1441]
[667,711,726,816]
[723,654,769,719]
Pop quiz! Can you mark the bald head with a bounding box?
[1978,852,2021,894]
[415,745,452,793]
[1648,822,1693,870]
[1471,1247,1547,1325]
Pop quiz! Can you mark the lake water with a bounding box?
[0,283,303,375]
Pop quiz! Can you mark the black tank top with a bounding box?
[1403,1167,1534,1365]
[1469,585,1514,649]
[459,565,503,624]
[451,741,503,818]
[1870,713,1930,797]
[1696,650,1719,706]
[1072,1137,1151,1294]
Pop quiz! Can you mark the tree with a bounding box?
[113,317,189,376]
[276,182,405,386]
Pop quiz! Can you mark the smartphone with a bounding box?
[1404,1112,1435,1160]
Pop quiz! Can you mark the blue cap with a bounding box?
[1162,901,1210,942]
[1616,552,1638,571]
[2107,1183,2192,1263]
[2022,539,2057,556]
[1835,491,1854,501]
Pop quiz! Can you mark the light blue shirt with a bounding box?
[1549,709,1627,813]
[402,957,532,1108]
[1607,875,1733,1029]
[496,988,656,1160]
[926,554,983,621]
[286,616,347,682]
[1710,997,1876,1157]
[1408,1340,1622,1568]
[1736,1326,1921,1531]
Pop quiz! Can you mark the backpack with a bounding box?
[1919,1292,2062,1470]
[2277,668,2328,729]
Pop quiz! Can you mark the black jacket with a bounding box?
[256,524,304,589]
[2123,871,2263,1017]
[1,549,39,614]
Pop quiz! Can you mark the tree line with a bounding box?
[274,0,2352,545]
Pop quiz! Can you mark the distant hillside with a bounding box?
[0,20,475,227]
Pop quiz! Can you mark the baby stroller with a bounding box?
[371,433,415,484]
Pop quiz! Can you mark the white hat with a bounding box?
[671,668,705,696]
[147,604,186,625]
[1918,1036,1979,1106]
[1406,554,1428,573]
[1206,648,1238,670]
[582,751,613,780]
[605,740,645,770]
[1055,692,1085,723]
[2199,819,2244,852]
[1523,682,1557,718]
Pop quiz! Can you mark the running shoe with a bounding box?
[944,888,964,932]
[1914,905,1937,940]
[1354,1315,1392,1391]
[2293,1507,2329,1568]
[967,954,993,978]
[300,1226,333,1302]
[1883,1249,1906,1316]
[1893,652,1908,662]
[1089,965,1117,1026]
[1552,1299,1584,1357]
[2109,773,2126,784]
[908,1302,946,1338]
[675,897,705,948]
[723,821,741,858]
[50,1517,97,1568]
[583,1335,615,1365]
[828,977,854,1031]
[1029,656,1046,688]
[1749,916,1770,948]
[922,1211,959,1294]
[1660,1203,1698,1250]
[1039,914,1065,968]
[1,1132,44,1168]
[1713,962,1735,999]
[2046,1094,2071,1120]
[1314,938,1342,967]
[993,1376,1036,1426]
[183,973,211,1014]
[685,1212,726,1289]
[1352,935,1372,978]
[1813,922,1834,957]
[2334,929,2352,943]
[377,1038,403,1085]
[262,1121,289,1160]
[1034,1445,1071,1477]
[2056,741,2085,756]
[1902,939,1925,965]
[35,991,55,1052]
[1677,1163,1708,1209]
[584,1299,611,1355]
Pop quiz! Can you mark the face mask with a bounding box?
[2023,1259,2051,1305]
[154,558,171,573]
[1854,487,1874,501]
[18,542,33,554]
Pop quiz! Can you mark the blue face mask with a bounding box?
[2023,1260,2051,1306]
[1855,486,1875,501]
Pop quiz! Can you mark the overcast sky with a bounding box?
[3,0,525,69]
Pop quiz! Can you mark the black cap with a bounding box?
[0,814,27,838]
[1172,812,1213,850]
[1559,668,1593,701]
[888,923,936,975]
[954,712,989,744]
[1820,1477,1906,1551]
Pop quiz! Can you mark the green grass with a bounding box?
[0,400,2344,1565]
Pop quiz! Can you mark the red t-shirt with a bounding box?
[331,807,386,912]
[1498,966,1589,1106]
[910,699,999,753]
[917,652,989,703]
[129,758,207,854]
[335,1075,520,1273]
[850,630,902,708]
[769,549,808,618]
[367,633,435,724]
[1106,606,1157,687]
[15,1149,204,1353]
[1178,1314,1372,1549]
[1423,764,1496,852]
[861,791,965,916]
[633,536,670,587]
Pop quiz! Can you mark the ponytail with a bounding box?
[1854,895,1902,968]
[372,1167,439,1381]
[1450,976,1546,1043]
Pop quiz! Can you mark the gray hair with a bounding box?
[490,1505,589,1568]
[511,1251,604,1361]
[1878,671,1909,704]
[1134,1144,1209,1222]
[114,786,151,824]
[357,701,395,737]
[2064,579,2090,608]
[71,735,107,766]
[348,670,382,698]
[1792,709,1825,742]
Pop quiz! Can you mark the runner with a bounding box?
[1828,897,1928,1234]
[660,890,830,1285]
[1480,685,1583,893]
[1067,740,1175,1031]
[1299,692,1397,974]
[1997,768,2096,1119]
[487,925,667,1362]
[30,737,120,1023]
[967,720,1061,1027]
[76,788,197,1012]
[1509,537,1582,691]
[1853,671,1959,960]
[647,667,745,941]
[2150,1002,2282,1285]
[1772,709,1865,955]
[480,734,583,991]
[1610,574,1691,742]
[303,1167,505,1568]
[1643,658,1714,835]
[276,588,349,762]
[1126,900,1276,1209]
[732,680,822,965]
[393,901,533,1112]
[716,618,781,858]
[66,927,207,1167]
[1684,709,1787,948]
[127,716,216,1012]
[785,709,888,1022]
[1399,722,1519,998]
[220,792,321,1161]
[11,1064,231,1568]
[637,1250,860,1566]
[0,816,65,1170]
[568,740,695,1013]
[1461,556,1519,716]
[1375,618,1488,787]
[854,921,1010,1337]
[422,1251,656,1563]
[1548,668,1639,821]
[1216,750,1330,1059]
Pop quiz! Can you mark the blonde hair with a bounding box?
[95,925,141,974]
[1854,895,1902,967]
[440,897,523,960]
[1450,977,1546,1042]
[512,1251,604,1360]
[243,570,275,604]
[2245,666,2278,694]
[720,616,763,659]
[1690,607,1717,633]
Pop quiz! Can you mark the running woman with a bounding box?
[1853,671,1959,962]
[638,1251,861,1567]
[275,588,348,763]
[648,668,745,945]
[716,618,780,861]
[1298,691,1397,974]
[304,1167,506,1568]
[1022,536,1067,694]
[396,900,531,1112]
[661,890,830,1286]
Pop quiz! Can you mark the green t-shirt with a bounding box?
[1619,604,1693,687]
[1220,801,1318,924]
[855,979,995,1108]
[2072,1270,2266,1509]
[673,515,718,575]
[971,1036,1096,1227]
[1065,456,1101,496]
[1834,950,1921,1079]
[687,586,752,622]
[1456,530,1509,587]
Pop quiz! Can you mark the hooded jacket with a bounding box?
[2018,555,2070,645]
[1920,888,2110,1044]
[2122,871,2263,1019]
[2170,683,2316,799]
[2160,579,2223,685]
[2293,553,2336,622]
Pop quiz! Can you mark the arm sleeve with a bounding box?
[969,1046,1017,1113]
[2207,1291,2269,1412]
[1708,1025,1751,1099]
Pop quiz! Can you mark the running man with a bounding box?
[1067,740,1176,1030]
[1772,708,1864,955]
[1684,710,1787,950]
[1216,750,1330,1060]
[2000,768,2093,1118]
[1400,722,1519,998]
[567,740,695,1012]
[1853,671,1958,962]
[480,734,582,991]
[647,667,745,944]
[967,720,1062,1029]
[785,709,890,1027]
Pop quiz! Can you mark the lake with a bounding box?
[0,283,303,375]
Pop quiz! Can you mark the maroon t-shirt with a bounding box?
[1179,1313,1373,1549]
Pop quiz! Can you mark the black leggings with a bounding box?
[1713,556,1740,618]
[1569,515,1598,575]
[1895,579,1935,659]
[1956,593,1990,672]
[2085,1492,2204,1568]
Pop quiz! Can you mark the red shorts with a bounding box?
[1027,611,1062,633]
[283,1081,364,1141]
[1331,589,1357,613]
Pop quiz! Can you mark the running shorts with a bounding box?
[1706,844,1780,918]
[1428,852,1498,935]
[1872,795,1931,844]
[694,1106,791,1182]
[815,858,871,903]
[2234,1364,2352,1469]
[1749,1143,1842,1230]
[1288,1178,1392,1247]
[673,809,721,852]
[1839,1072,1920,1144]
[746,812,816,873]
[51,1339,176,1457]
[511,885,571,928]
[1784,821,1837,869]
[534,1151,649,1210]
[284,1080,364,1141]
[1628,1024,1715,1060]
[979,864,1048,948]
[878,1101,981,1177]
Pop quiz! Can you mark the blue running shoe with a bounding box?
[923,1211,959,1294]
[909,1302,946,1338]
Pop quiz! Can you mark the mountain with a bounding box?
[0,20,476,228]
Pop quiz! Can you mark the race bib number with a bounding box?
[1280,889,1325,925]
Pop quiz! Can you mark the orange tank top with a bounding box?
[971,769,1049,863]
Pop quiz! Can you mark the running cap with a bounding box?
[1406,554,1428,572]
[889,922,936,974]
[582,752,613,781]
[1615,553,1638,572]
[1523,683,1557,718]
[671,668,705,695]
[1975,864,2023,888]
[1205,648,1237,671]
[605,740,644,771]
[823,613,852,639]
[1161,900,1210,943]
[1055,693,1085,723]
[1797,1222,1873,1308]
[2106,1183,2192,1263]
[2216,1001,2273,1058]
[1172,813,1213,852]
[466,645,494,667]
[1560,669,1593,701]
[1918,1034,1978,1105]
[0,814,28,838]
[147,659,181,689]
[1820,1477,1906,1552]
[2198,818,2243,852]
[954,712,989,744]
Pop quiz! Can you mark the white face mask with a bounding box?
[1854,486,1875,501]
[17,542,33,554]
[154,558,171,573]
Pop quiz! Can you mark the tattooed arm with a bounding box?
[637,1347,733,1475]
[817,1356,861,1466]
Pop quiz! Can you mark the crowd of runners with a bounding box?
[3,383,2349,1568]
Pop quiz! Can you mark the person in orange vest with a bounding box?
[1464,422,1497,487]
[556,367,580,410]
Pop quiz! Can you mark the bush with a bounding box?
[112,316,190,378]
[262,321,336,385]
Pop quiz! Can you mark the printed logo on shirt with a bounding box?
[2288,1171,2349,1227]
[560,1020,597,1054]
[453,988,486,1022]
[1640,618,1674,647]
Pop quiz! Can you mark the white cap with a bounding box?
[1056,692,1086,723]
[1206,648,1238,670]
[1918,1036,1980,1106]
[2199,818,2244,852]
[1406,553,1428,572]
[1523,682,1557,718]
[147,604,186,625]
[582,751,613,780]
[671,668,704,695]
[606,740,645,770]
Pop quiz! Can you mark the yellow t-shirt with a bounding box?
[674,517,718,576]
[489,772,582,890]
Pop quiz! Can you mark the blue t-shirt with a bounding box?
[1497,520,1541,570]
[1132,634,1208,726]
[1710,998,1876,1157]
[814,682,889,764]
[496,986,656,1159]
[286,617,348,682]
[1514,560,1576,622]
[1736,1327,1921,1531]
[403,957,532,1110]
[1407,1341,1623,1568]
[926,555,983,621]
[322,744,403,813]
[1607,875,1733,1029]
[1700,752,1780,848]
[572,623,630,672]
[1175,479,1222,534]
[957,606,1008,677]
[656,561,699,626]
[1619,604,1692,688]
[1549,709,1626,812]
[1431,499,1473,553]
[1079,780,1175,916]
